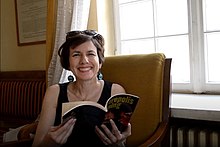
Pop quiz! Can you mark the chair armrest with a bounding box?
[139,121,169,147]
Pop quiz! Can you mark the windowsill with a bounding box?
[171,93,220,122]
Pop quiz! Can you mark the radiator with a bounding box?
[170,126,219,147]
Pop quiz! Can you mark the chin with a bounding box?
[78,76,96,81]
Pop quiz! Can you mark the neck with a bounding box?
[68,79,103,101]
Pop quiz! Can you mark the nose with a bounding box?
[80,55,89,64]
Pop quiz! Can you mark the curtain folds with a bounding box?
[46,0,91,86]
[46,0,57,86]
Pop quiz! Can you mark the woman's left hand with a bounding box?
[95,119,131,146]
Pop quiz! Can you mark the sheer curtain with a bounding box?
[47,0,91,86]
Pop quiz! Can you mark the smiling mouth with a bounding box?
[78,67,92,72]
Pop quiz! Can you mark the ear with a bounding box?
[99,63,102,69]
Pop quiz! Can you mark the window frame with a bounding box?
[113,0,220,94]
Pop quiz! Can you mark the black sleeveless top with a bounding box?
[54,80,112,147]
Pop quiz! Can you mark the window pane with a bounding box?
[157,35,190,83]
[203,0,220,31]
[156,0,188,36]
[119,0,154,40]
[119,0,141,4]
[204,32,220,82]
[121,39,155,55]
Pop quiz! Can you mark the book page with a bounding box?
[62,101,107,117]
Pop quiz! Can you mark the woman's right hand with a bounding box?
[43,118,76,147]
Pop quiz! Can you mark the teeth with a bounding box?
[79,67,91,72]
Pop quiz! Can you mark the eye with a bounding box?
[72,53,80,57]
[87,51,97,56]
[88,53,96,56]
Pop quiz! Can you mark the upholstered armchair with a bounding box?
[0,53,171,147]
[101,53,172,147]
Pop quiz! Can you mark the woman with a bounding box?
[32,30,131,147]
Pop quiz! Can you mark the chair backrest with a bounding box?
[101,53,171,147]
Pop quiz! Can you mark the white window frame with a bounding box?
[113,0,220,94]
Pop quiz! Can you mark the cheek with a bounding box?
[69,58,77,68]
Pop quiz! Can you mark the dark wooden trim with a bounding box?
[162,58,172,122]
[140,58,172,147]
[142,122,169,147]
[0,70,46,80]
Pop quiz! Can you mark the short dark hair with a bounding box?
[58,30,105,70]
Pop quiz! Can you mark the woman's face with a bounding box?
[69,41,101,81]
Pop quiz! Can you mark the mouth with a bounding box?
[78,67,92,72]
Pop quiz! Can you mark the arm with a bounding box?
[32,85,76,147]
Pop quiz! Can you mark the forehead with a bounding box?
[70,41,96,51]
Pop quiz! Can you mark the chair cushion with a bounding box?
[101,53,165,146]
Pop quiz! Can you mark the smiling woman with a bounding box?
[32,30,131,147]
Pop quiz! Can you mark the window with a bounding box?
[113,0,220,93]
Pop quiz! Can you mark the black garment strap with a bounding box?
[97,80,112,106]
[54,82,69,125]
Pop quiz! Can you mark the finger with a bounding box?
[50,126,60,132]
[50,118,75,133]
[60,115,74,127]
[101,123,112,137]
[60,120,76,144]
[59,118,76,135]
[95,126,109,145]
[100,124,117,143]
[110,120,132,144]
[52,118,76,144]
[122,123,131,138]
[109,119,121,138]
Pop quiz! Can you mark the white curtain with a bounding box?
[48,0,91,86]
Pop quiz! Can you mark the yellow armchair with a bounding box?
[101,53,172,147]
[0,53,171,147]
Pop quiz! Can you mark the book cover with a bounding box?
[61,93,139,132]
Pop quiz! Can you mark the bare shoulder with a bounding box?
[111,83,126,95]
[39,84,60,122]
[46,84,60,92]
[43,84,60,104]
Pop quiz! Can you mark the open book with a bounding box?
[61,93,139,132]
